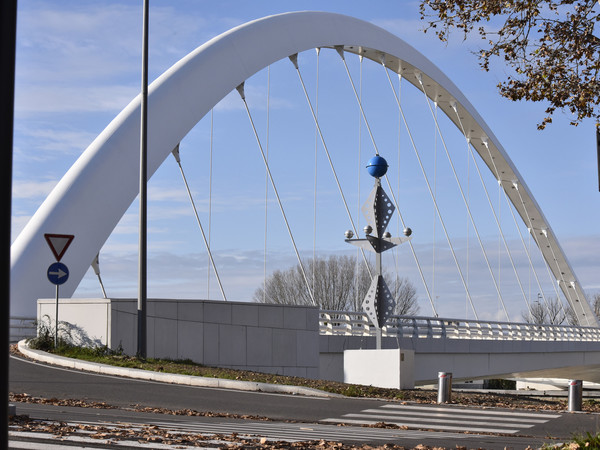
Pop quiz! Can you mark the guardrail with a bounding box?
[10,316,36,343]
[319,311,600,341]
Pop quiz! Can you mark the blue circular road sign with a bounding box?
[47,262,69,285]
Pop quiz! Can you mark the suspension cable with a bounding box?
[463,109,469,319]
[481,137,569,320]
[476,138,543,318]
[511,181,563,311]
[356,49,363,309]
[387,73,439,317]
[479,139,571,321]
[540,228,582,320]
[207,109,214,299]
[503,189,541,317]
[236,82,316,306]
[288,54,372,279]
[383,65,465,317]
[172,145,227,302]
[335,47,380,156]
[417,74,509,321]
[336,49,439,314]
[339,50,440,315]
[383,172,438,316]
[433,101,439,315]
[263,66,271,304]
[313,49,320,295]
[392,69,402,308]
[451,104,533,317]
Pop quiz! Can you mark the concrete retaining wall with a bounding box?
[38,298,320,378]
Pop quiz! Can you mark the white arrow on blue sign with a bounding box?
[47,262,69,285]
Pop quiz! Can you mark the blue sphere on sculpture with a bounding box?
[366,155,388,178]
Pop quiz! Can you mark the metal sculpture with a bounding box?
[345,155,412,347]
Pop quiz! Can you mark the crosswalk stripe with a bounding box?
[69,418,487,443]
[340,412,531,429]
[146,419,485,442]
[321,417,520,434]
[148,420,399,442]
[363,408,551,423]
[381,404,562,418]
[322,403,561,435]
[347,411,536,427]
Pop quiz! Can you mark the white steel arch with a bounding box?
[10,11,597,326]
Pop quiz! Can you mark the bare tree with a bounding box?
[254,254,420,316]
[592,293,600,318]
[521,296,573,325]
[389,275,420,316]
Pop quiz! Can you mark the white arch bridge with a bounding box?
[11,12,600,382]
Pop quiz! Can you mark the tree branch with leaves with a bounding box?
[420,0,600,129]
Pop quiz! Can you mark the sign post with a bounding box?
[44,234,74,347]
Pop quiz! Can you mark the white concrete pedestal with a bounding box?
[343,348,415,389]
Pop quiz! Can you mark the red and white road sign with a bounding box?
[44,233,74,262]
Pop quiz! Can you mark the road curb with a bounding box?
[17,340,341,398]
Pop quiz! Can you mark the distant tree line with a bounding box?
[521,293,600,326]
[253,254,420,316]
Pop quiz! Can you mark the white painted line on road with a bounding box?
[341,412,533,429]
[146,419,483,442]
[361,408,551,423]
[321,417,520,434]
[382,404,561,418]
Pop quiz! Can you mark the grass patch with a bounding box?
[24,337,409,399]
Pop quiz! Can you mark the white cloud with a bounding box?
[14,126,98,156]
[15,85,138,116]
[12,179,57,200]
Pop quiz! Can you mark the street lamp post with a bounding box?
[137,0,149,358]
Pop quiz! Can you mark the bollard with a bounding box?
[437,372,452,404]
[568,379,583,412]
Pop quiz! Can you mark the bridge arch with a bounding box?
[10,11,596,325]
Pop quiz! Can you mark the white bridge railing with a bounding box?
[319,311,600,342]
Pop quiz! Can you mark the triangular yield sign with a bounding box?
[44,233,74,262]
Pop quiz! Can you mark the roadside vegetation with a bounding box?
[544,432,600,449]
[23,330,600,412]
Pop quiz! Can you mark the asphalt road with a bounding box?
[9,354,600,449]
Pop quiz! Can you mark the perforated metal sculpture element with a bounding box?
[361,185,394,239]
[362,275,395,328]
[346,155,411,328]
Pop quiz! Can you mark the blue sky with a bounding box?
[12,0,600,321]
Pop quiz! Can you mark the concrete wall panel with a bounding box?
[38,298,319,377]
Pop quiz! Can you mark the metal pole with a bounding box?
[1,0,17,445]
[54,285,59,348]
[137,0,149,358]
[375,328,382,349]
